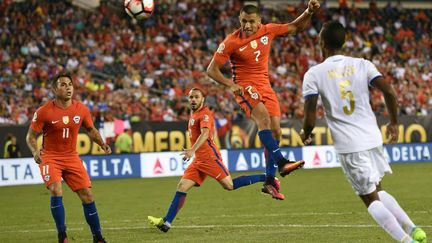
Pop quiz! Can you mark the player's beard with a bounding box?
[190,99,204,111]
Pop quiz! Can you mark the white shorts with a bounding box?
[338,146,392,196]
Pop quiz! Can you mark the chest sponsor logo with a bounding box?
[250,40,258,49]
[260,36,269,45]
[62,116,69,125]
[73,115,81,124]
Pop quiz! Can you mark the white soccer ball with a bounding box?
[124,0,154,20]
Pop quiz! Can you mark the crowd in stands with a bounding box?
[0,0,431,125]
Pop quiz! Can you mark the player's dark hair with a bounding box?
[240,4,260,15]
[321,21,346,50]
[52,73,73,88]
[189,87,206,97]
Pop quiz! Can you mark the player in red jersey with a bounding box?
[207,1,320,199]
[148,88,272,232]
[26,74,111,243]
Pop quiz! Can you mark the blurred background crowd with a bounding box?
[0,0,431,125]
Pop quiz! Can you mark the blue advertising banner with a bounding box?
[383,143,431,163]
[81,153,141,179]
[227,148,303,172]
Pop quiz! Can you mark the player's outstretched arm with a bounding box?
[207,59,244,96]
[85,125,112,154]
[26,128,42,164]
[301,95,319,145]
[372,76,399,143]
[287,0,320,35]
[180,127,209,161]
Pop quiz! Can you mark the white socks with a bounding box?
[378,190,416,234]
[368,200,412,242]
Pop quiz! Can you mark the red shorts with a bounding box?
[39,156,91,192]
[182,158,230,186]
[235,85,281,117]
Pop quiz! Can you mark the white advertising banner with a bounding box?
[140,150,229,178]
[0,158,42,186]
[302,145,340,169]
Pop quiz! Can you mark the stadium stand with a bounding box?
[0,0,431,125]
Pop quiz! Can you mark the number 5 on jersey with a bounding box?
[338,80,355,115]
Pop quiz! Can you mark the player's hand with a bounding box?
[229,84,244,96]
[385,123,398,144]
[300,129,314,145]
[180,147,194,162]
[307,0,320,14]
[101,144,112,154]
[32,150,43,164]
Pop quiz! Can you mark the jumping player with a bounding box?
[207,1,320,199]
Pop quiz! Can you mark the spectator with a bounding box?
[115,129,133,154]
[6,135,21,158]
[3,133,13,158]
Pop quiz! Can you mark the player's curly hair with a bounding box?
[321,21,346,50]
[51,73,73,88]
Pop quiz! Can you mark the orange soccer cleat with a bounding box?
[278,159,305,177]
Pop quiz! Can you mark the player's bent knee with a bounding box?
[48,182,63,196]
[220,180,234,191]
[77,188,94,203]
[177,179,194,192]
[252,111,271,130]
[272,128,282,140]
[223,184,234,191]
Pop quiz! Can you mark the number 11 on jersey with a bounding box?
[63,128,69,138]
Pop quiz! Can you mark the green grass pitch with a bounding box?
[0,162,430,242]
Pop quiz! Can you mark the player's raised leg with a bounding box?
[148,178,194,233]
[261,115,284,198]
[251,103,304,177]
[217,174,266,190]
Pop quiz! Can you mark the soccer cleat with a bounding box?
[411,227,427,243]
[261,184,285,200]
[58,232,68,243]
[148,216,171,233]
[93,236,107,243]
[278,159,305,177]
[273,177,281,191]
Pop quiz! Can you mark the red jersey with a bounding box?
[213,23,289,88]
[30,100,93,158]
[188,106,221,161]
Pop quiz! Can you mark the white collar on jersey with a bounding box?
[324,55,345,62]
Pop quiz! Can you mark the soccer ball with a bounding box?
[124,0,154,20]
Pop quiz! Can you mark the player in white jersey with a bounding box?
[301,21,426,243]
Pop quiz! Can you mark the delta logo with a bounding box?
[153,158,164,175]
[312,151,321,166]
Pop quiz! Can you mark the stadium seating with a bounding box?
[0,0,431,124]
